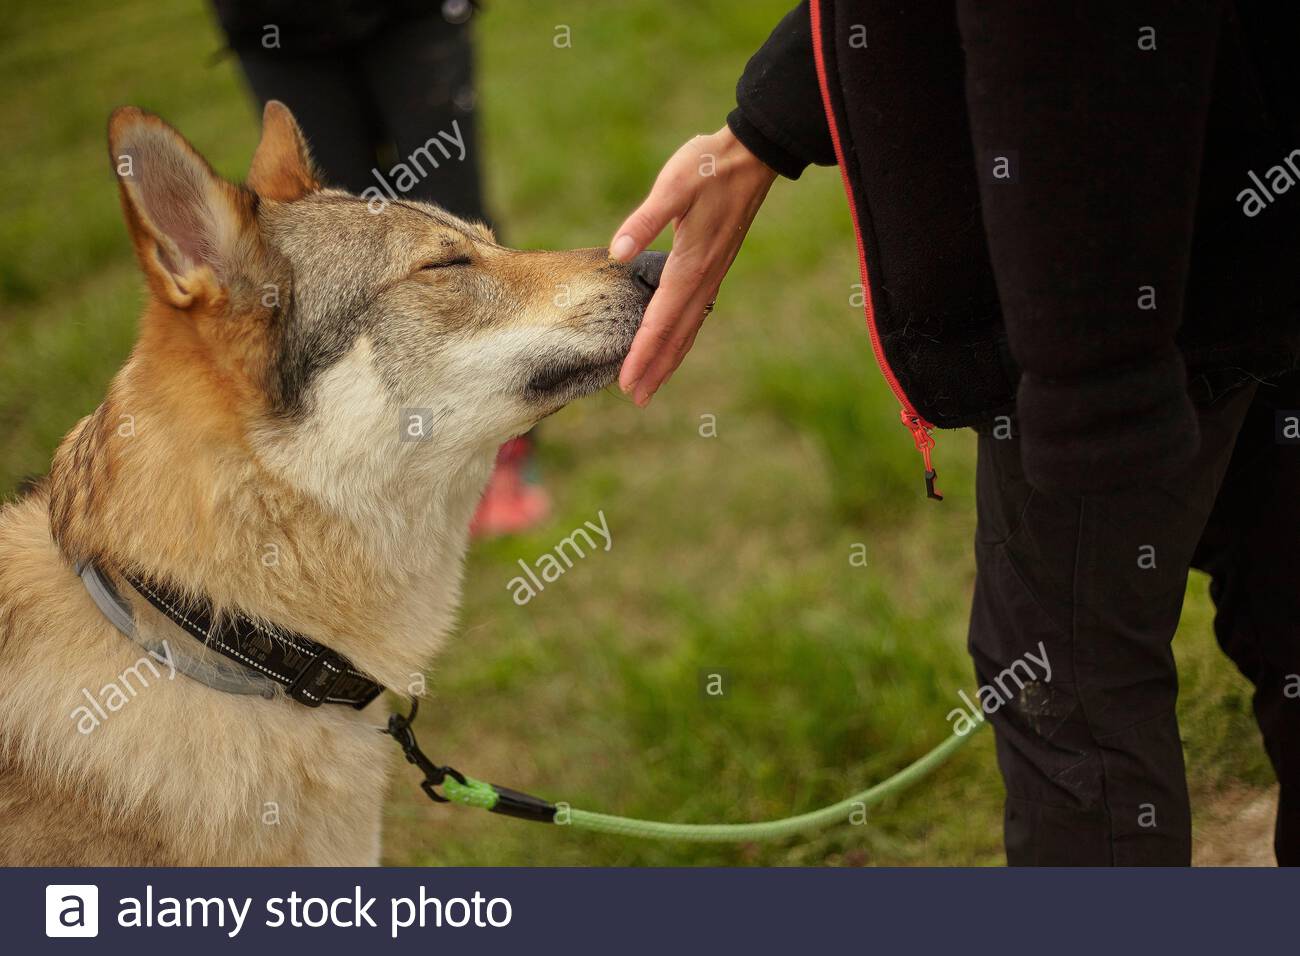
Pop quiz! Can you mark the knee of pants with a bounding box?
[970,517,1186,740]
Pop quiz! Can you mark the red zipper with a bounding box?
[809,0,942,501]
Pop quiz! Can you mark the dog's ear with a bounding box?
[108,107,254,310]
[248,101,321,202]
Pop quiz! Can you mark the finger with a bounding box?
[618,252,711,391]
[672,312,708,371]
[609,185,686,262]
[611,143,703,260]
[631,282,721,406]
[619,298,696,393]
[631,321,706,407]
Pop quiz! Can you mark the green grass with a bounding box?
[1,0,1273,865]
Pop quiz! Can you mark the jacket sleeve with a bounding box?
[956,0,1222,495]
[727,2,836,179]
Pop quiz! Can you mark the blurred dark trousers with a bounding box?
[969,372,1300,865]
[225,12,488,222]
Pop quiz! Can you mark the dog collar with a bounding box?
[77,560,384,709]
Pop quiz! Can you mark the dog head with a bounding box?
[105,102,662,511]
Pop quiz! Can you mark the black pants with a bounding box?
[223,11,489,223]
[970,372,1300,865]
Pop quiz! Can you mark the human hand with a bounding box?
[610,125,777,406]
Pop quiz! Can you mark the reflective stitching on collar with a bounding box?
[132,577,292,688]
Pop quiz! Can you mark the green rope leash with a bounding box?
[410,712,986,843]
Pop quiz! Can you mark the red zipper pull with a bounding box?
[900,409,943,501]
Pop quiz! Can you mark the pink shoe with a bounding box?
[470,436,551,539]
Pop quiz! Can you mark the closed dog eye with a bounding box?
[419,256,472,272]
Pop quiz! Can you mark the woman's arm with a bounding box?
[611,3,831,405]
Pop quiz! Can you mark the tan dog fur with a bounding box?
[0,103,649,864]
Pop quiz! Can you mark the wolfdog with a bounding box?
[0,102,664,864]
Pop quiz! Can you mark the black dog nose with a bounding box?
[630,250,667,292]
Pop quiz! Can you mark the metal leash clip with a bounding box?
[384,698,467,803]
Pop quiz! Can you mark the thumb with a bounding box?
[609,182,686,262]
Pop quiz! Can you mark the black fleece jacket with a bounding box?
[727,0,1300,495]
